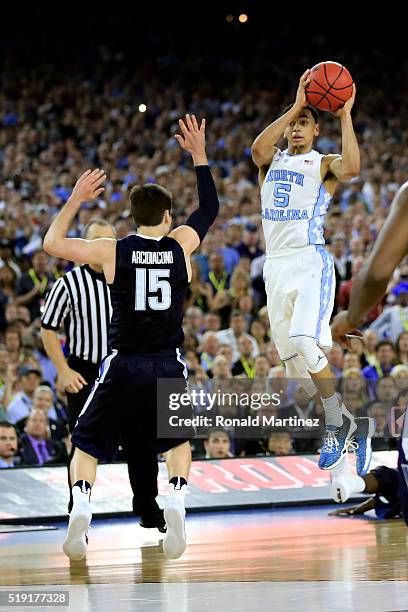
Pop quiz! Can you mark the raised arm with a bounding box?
[332,182,408,343]
[169,114,220,257]
[43,169,116,280]
[251,69,311,169]
[322,85,360,183]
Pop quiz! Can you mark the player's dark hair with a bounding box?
[129,184,172,227]
[281,104,319,123]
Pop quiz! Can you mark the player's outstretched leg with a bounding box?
[63,448,97,561]
[162,441,191,559]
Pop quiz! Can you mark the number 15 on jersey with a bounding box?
[135,268,172,311]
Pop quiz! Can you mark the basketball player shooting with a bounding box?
[251,70,367,472]
[43,114,220,561]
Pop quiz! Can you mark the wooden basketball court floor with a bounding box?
[1,506,408,612]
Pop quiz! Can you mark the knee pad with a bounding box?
[289,336,328,374]
[283,354,319,397]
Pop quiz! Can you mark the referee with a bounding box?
[41,218,165,530]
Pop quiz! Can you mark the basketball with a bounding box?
[305,61,354,112]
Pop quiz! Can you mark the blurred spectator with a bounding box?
[19,409,65,466]
[0,422,19,468]
[340,368,368,407]
[199,332,220,373]
[366,401,391,449]
[395,331,408,365]
[203,312,221,332]
[184,306,204,341]
[236,224,263,261]
[328,344,344,378]
[343,352,362,371]
[203,428,233,459]
[6,366,42,424]
[362,329,379,367]
[390,364,408,393]
[232,335,255,378]
[4,326,23,366]
[211,355,232,380]
[216,344,234,369]
[254,354,271,379]
[250,320,269,354]
[375,376,397,406]
[15,251,56,321]
[330,233,352,282]
[217,310,259,363]
[370,282,408,343]
[185,260,213,312]
[363,341,395,384]
[16,385,68,442]
[265,430,295,456]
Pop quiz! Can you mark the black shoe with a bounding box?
[138,502,166,533]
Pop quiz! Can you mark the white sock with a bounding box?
[321,393,343,428]
[169,477,188,498]
[72,480,91,504]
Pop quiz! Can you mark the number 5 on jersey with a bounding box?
[274,182,292,207]
[135,268,172,311]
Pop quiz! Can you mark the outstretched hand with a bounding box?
[71,169,106,204]
[175,114,207,164]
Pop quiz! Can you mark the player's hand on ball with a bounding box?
[294,69,311,109]
[71,168,107,204]
[175,114,206,157]
[331,84,356,117]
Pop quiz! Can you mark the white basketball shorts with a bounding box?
[263,245,336,360]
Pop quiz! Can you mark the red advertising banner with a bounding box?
[0,451,398,521]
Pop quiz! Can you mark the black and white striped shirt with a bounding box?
[41,265,112,365]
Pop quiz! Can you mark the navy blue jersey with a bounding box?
[108,234,188,353]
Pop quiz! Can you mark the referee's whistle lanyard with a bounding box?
[28,268,48,295]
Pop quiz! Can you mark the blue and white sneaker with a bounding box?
[319,412,357,470]
[346,417,376,476]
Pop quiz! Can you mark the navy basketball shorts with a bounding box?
[71,348,195,463]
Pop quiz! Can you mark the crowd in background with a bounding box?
[0,34,407,467]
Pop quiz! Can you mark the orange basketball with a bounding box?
[305,61,354,112]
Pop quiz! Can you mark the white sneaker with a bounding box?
[63,498,92,561]
[163,494,186,559]
[331,473,355,503]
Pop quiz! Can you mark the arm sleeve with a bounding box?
[41,277,71,330]
[185,165,220,242]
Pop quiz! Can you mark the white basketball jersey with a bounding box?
[261,148,332,253]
